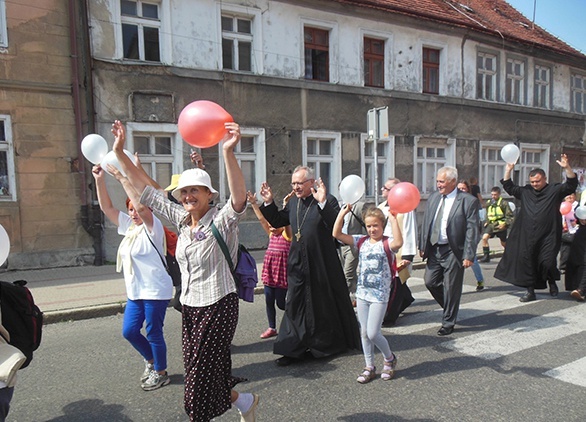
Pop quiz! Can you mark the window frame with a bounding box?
[0,0,7,48]
[301,130,341,198]
[422,47,440,95]
[517,143,550,185]
[505,56,527,105]
[217,3,262,74]
[360,29,392,89]
[479,141,508,194]
[477,50,499,102]
[414,136,455,197]
[571,72,586,115]
[534,63,552,109]
[217,127,266,204]
[363,36,385,88]
[301,18,338,83]
[125,122,183,189]
[361,133,394,203]
[0,115,16,202]
[115,0,171,64]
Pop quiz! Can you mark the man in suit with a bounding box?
[419,166,480,335]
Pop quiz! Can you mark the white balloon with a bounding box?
[501,144,520,164]
[0,224,9,267]
[339,175,365,205]
[81,134,108,164]
[101,150,136,177]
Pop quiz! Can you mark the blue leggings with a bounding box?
[264,286,286,329]
[122,299,169,372]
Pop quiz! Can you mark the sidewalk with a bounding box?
[0,239,504,324]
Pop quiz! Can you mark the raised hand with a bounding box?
[259,181,274,204]
[111,120,126,152]
[311,177,327,203]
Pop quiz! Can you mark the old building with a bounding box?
[0,0,97,269]
[2,0,586,267]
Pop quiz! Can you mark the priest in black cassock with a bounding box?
[494,154,577,302]
[259,166,361,366]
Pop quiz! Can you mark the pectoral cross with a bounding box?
[295,230,301,241]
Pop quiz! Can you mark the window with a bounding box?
[302,131,341,196]
[120,0,161,62]
[0,0,7,48]
[480,144,507,193]
[477,52,498,101]
[361,135,393,202]
[221,15,252,72]
[0,116,16,201]
[518,145,549,185]
[125,123,183,190]
[218,128,266,203]
[304,27,329,82]
[571,73,586,114]
[415,137,455,195]
[364,37,384,88]
[423,47,440,94]
[506,57,525,105]
[534,65,551,109]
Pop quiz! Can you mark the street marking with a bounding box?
[386,290,534,335]
[442,306,586,360]
[544,357,586,388]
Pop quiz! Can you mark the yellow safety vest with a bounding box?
[487,197,505,222]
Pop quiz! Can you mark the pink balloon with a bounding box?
[560,201,573,215]
[178,100,234,148]
[387,182,421,214]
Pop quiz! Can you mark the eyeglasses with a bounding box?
[381,186,392,192]
[291,180,312,188]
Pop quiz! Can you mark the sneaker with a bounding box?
[141,360,154,383]
[571,290,585,302]
[239,393,259,422]
[141,371,170,391]
[260,328,277,339]
[476,281,485,291]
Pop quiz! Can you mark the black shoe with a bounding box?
[275,356,295,366]
[437,326,454,336]
[519,291,536,302]
[549,282,559,297]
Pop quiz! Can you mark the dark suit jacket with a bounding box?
[419,190,480,263]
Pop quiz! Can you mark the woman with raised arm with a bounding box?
[110,120,258,422]
[91,163,173,391]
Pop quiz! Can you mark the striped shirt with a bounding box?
[141,186,244,307]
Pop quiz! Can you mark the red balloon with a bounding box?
[560,201,573,215]
[178,100,234,148]
[387,182,421,214]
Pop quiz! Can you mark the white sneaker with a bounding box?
[141,360,154,383]
[141,371,170,391]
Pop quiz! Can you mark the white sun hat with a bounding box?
[171,168,219,201]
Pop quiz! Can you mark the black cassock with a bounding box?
[260,194,361,358]
[494,177,578,288]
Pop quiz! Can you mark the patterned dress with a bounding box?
[261,232,291,289]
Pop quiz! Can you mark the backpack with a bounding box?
[0,279,43,369]
[210,223,258,303]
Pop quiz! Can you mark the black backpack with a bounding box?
[0,280,43,368]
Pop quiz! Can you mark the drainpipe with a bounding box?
[69,0,104,265]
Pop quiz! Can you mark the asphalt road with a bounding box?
[8,262,586,422]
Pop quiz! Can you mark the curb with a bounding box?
[42,252,503,325]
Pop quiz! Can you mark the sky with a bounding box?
[505,0,586,54]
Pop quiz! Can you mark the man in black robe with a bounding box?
[259,166,361,366]
[494,154,577,302]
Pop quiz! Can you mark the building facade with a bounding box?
[1,0,585,266]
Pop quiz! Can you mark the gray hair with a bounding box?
[438,166,458,182]
[293,165,315,180]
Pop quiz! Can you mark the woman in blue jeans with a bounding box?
[93,163,173,391]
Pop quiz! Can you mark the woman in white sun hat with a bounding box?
[110,120,259,422]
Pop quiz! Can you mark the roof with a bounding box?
[330,0,584,60]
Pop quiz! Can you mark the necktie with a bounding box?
[430,195,446,245]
